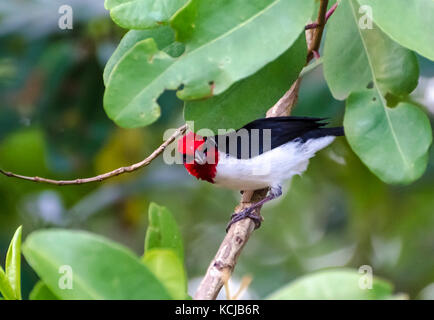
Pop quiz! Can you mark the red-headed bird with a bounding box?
[178,116,344,230]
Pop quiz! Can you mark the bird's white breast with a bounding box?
[213,136,335,190]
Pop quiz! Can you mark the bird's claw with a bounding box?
[226,208,263,232]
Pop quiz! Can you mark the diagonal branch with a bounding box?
[193,80,301,299]
[307,0,330,61]
[305,2,338,30]
[0,125,187,185]
[194,0,332,300]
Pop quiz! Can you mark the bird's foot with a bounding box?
[226,208,263,232]
[225,185,281,232]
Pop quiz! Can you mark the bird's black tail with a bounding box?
[300,126,344,141]
[320,126,345,137]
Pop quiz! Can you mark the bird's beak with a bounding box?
[194,149,207,165]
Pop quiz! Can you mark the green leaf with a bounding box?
[5,226,22,300]
[323,0,429,185]
[344,89,432,185]
[0,266,15,300]
[267,269,394,300]
[0,226,23,300]
[323,0,419,100]
[143,249,187,300]
[145,203,184,262]
[103,27,184,85]
[104,0,314,128]
[22,229,171,300]
[358,0,434,61]
[29,281,59,300]
[184,34,307,133]
[105,0,188,30]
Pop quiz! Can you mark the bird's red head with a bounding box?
[177,131,206,156]
[177,131,219,183]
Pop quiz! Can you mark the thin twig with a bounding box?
[308,0,330,61]
[194,0,332,300]
[305,2,338,30]
[0,125,187,185]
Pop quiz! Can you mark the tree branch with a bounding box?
[307,0,330,61]
[0,125,187,185]
[194,0,332,300]
[193,190,268,300]
[305,2,337,30]
[193,82,300,299]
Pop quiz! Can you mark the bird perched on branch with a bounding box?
[178,116,344,231]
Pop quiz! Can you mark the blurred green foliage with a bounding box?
[0,0,433,300]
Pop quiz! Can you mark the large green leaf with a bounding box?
[143,249,187,300]
[29,281,59,300]
[323,0,430,184]
[5,226,22,300]
[104,0,314,128]
[105,0,188,29]
[267,269,394,300]
[323,0,419,100]
[344,89,432,185]
[144,203,184,262]
[184,34,307,133]
[358,0,434,61]
[103,27,184,85]
[22,230,171,300]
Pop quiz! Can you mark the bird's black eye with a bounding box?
[182,153,195,164]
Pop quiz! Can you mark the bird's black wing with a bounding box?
[210,116,343,159]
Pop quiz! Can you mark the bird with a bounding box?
[177,116,344,231]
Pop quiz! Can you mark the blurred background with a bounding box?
[1,0,434,300]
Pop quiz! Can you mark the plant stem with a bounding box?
[308,0,329,62]
[305,1,338,30]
